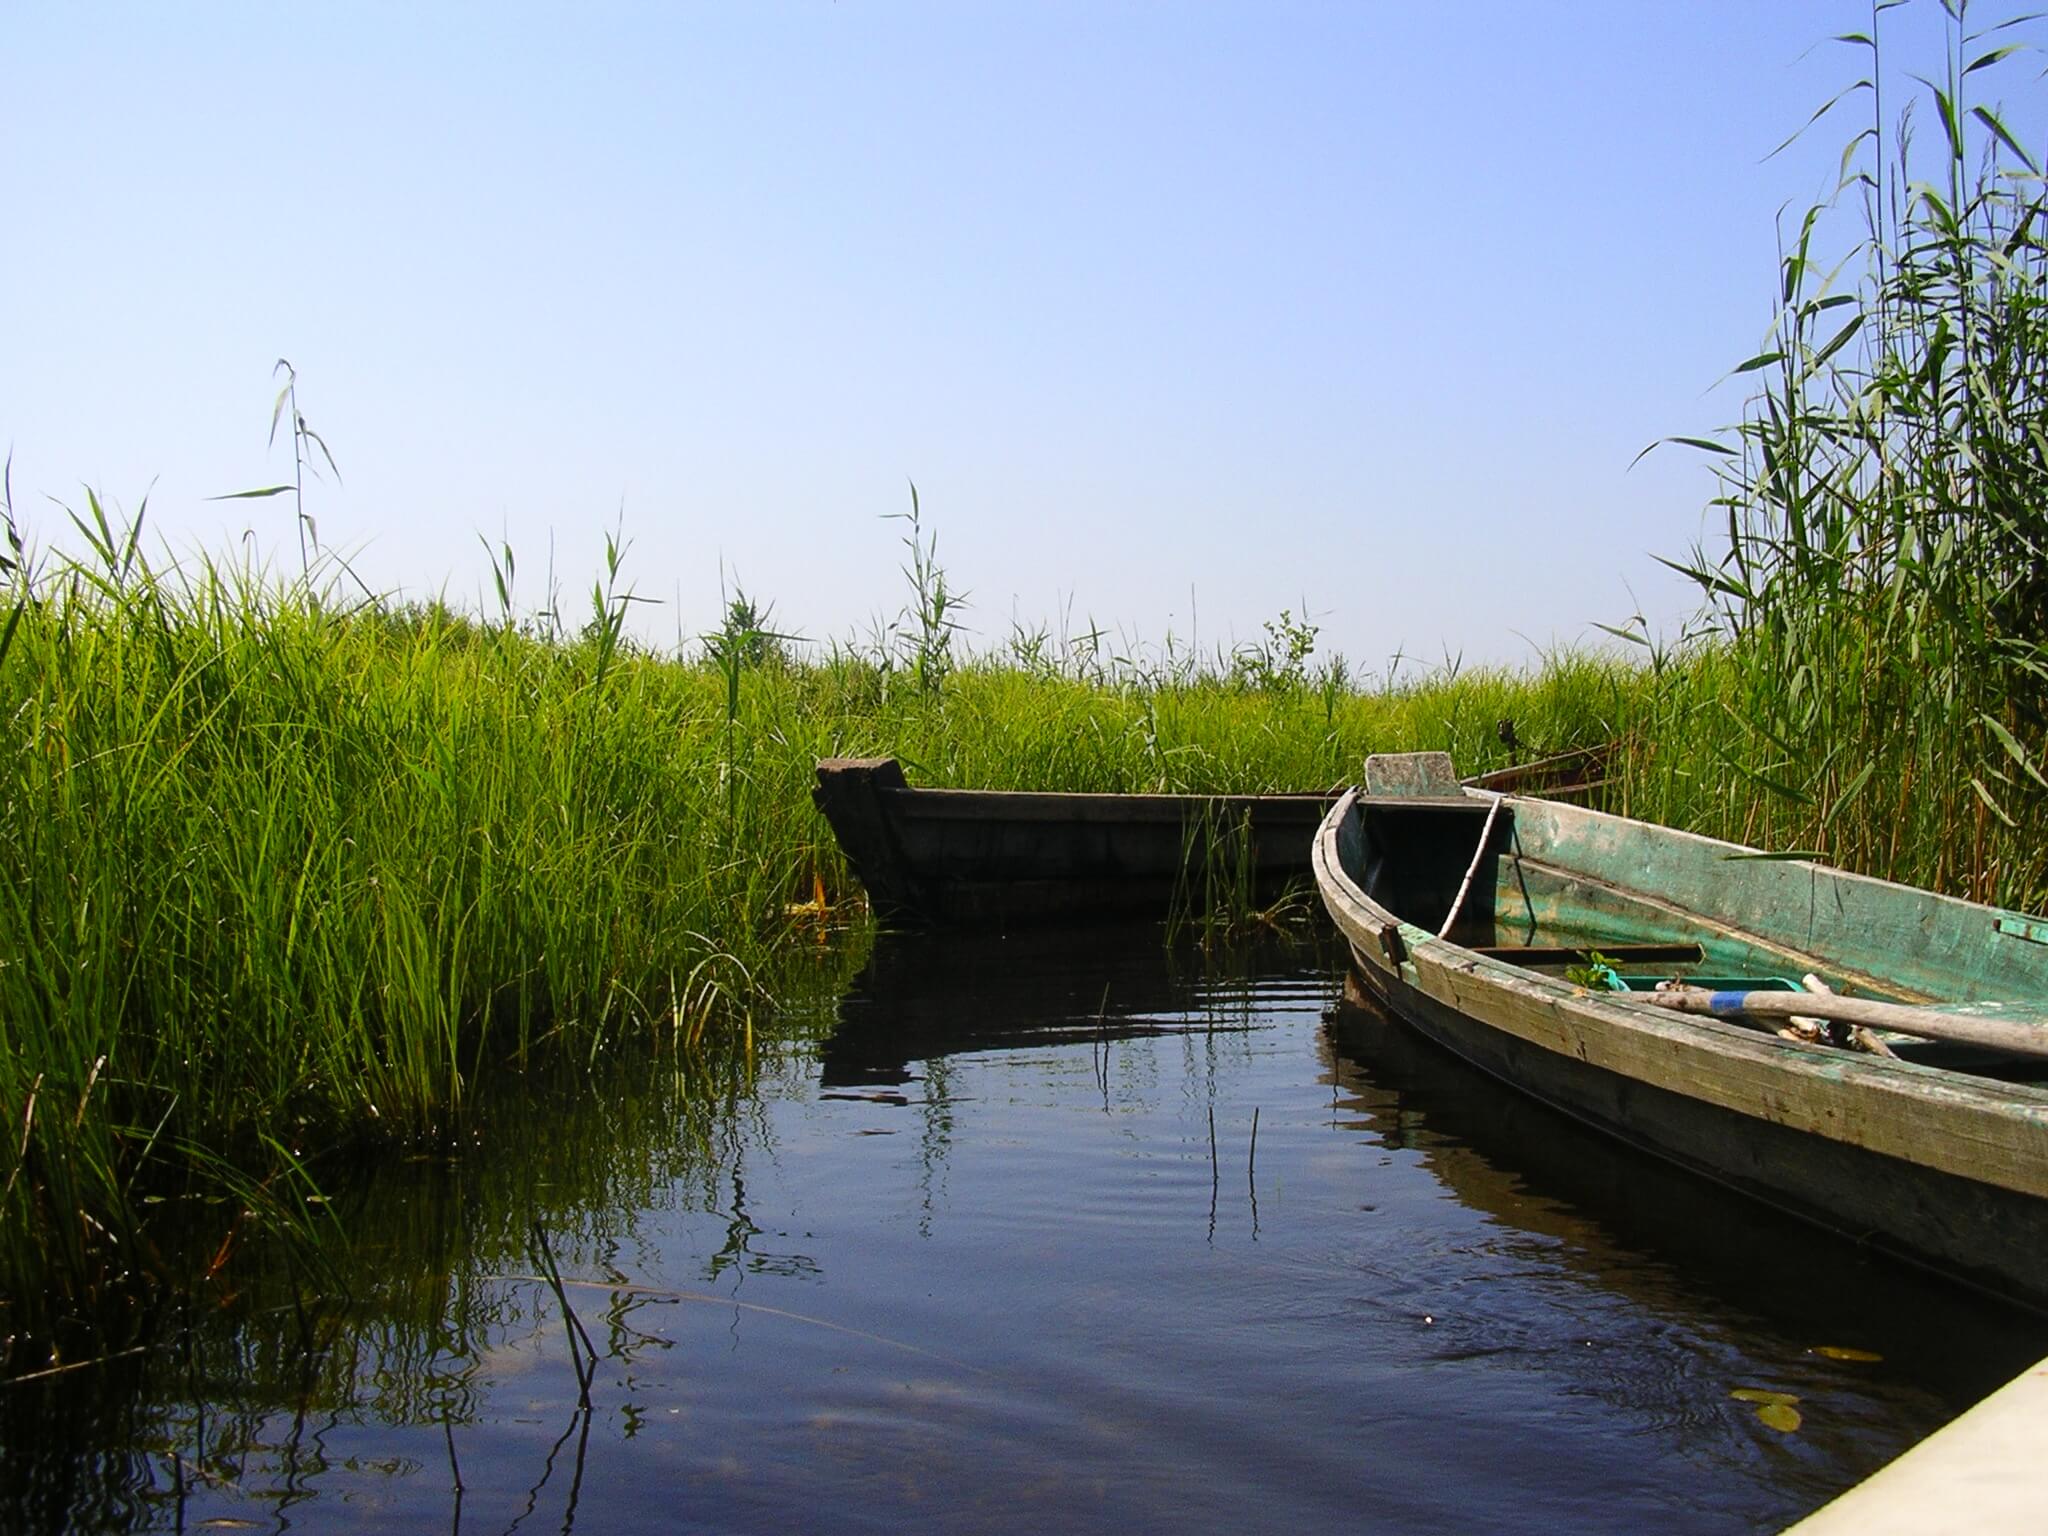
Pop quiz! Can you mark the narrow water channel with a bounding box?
[10,923,2044,1533]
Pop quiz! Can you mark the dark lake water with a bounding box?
[11,923,2047,1533]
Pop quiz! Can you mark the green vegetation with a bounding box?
[1630,0,2048,904]
[1564,952,1627,993]
[0,493,1630,1347]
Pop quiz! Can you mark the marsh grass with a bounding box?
[1638,0,2048,906]
[0,537,838,1343]
[0,505,1638,1344]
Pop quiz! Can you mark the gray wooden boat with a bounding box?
[1311,752,2048,1311]
[813,757,1331,925]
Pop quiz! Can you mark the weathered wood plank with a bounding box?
[1471,942,1706,966]
[1364,751,1459,797]
[1403,944,2048,1199]
[1462,742,1611,797]
[1637,987,2048,1060]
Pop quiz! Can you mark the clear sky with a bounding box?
[4,3,2034,672]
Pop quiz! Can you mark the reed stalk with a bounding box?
[1637,0,2048,909]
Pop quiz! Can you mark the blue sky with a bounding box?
[4,3,2033,671]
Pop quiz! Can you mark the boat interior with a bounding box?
[1346,791,2048,1086]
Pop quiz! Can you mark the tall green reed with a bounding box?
[888,482,966,697]
[0,539,822,1331]
[211,358,341,579]
[1639,0,2048,907]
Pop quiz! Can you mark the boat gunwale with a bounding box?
[872,783,1338,825]
[1312,787,2048,1201]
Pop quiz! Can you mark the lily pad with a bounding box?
[1755,1401,1803,1433]
[1730,1388,1804,1433]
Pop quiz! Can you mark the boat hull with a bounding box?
[814,757,1332,925]
[1346,960,2048,1311]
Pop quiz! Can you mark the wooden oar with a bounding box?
[1636,988,2048,1061]
[1798,973,1896,1058]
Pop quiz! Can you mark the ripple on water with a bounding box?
[19,936,2047,1535]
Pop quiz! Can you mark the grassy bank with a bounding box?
[0,528,1640,1344]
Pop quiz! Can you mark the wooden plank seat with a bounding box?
[1471,942,1706,967]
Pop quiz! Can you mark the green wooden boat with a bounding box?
[1312,752,2048,1312]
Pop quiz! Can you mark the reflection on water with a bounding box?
[821,920,1278,1087]
[7,929,2045,1534]
[1321,980,2044,1460]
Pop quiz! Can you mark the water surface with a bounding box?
[12,924,2044,1533]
